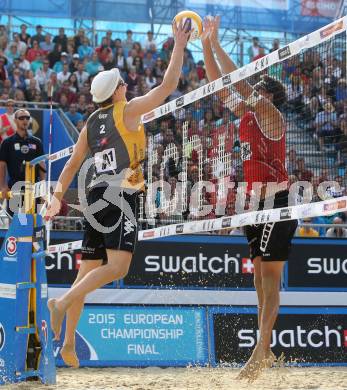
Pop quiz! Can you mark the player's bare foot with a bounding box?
[61,344,79,368]
[47,298,65,341]
[237,346,270,382]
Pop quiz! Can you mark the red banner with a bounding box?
[301,0,341,17]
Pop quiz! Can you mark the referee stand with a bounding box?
[0,159,56,385]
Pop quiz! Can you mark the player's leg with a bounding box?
[61,259,102,367]
[258,260,285,350]
[238,260,284,381]
[244,225,265,329]
[48,190,138,340]
[253,256,263,328]
[48,249,132,340]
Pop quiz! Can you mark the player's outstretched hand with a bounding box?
[201,16,213,43]
[173,19,190,49]
[209,15,220,45]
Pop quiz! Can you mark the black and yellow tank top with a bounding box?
[87,101,146,191]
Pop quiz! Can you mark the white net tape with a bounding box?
[138,196,347,240]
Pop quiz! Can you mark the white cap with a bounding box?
[90,68,120,103]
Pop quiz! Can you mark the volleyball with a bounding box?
[173,10,203,41]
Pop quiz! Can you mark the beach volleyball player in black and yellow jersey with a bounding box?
[46,23,190,367]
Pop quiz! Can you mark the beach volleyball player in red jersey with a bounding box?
[201,17,297,380]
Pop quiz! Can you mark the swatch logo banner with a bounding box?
[124,239,254,288]
[287,241,347,288]
[45,239,81,285]
[213,311,347,364]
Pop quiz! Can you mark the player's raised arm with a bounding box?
[45,126,89,219]
[124,21,190,123]
[209,16,253,100]
[201,17,222,82]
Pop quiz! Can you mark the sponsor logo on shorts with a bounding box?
[143,111,156,122]
[320,20,344,39]
[123,216,135,236]
[323,200,346,212]
[0,323,5,351]
[222,217,231,228]
[176,224,184,234]
[176,96,184,108]
[278,45,291,60]
[280,208,291,220]
[222,75,232,86]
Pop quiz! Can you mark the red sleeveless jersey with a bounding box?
[239,111,288,192]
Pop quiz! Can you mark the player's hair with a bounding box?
[99,96,113,107]
[254,75,287,109]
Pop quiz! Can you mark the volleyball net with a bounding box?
[138,16,347,240]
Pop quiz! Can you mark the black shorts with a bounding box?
[81,187,139,263]
[244,191,298,262]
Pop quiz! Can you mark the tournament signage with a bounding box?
[55,306,208,367]
[212,307,347,365]
[45,239,81,285]
[124,237,255,289]
[287,239,347,289]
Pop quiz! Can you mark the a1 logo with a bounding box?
[5,236,17,257]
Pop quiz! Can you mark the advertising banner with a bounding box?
[287,239,347,289]
[54,306,208,367]
[124,236,255,289]
[301,0,341,18]
[211,307,347,365]
[45,239,81,285]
